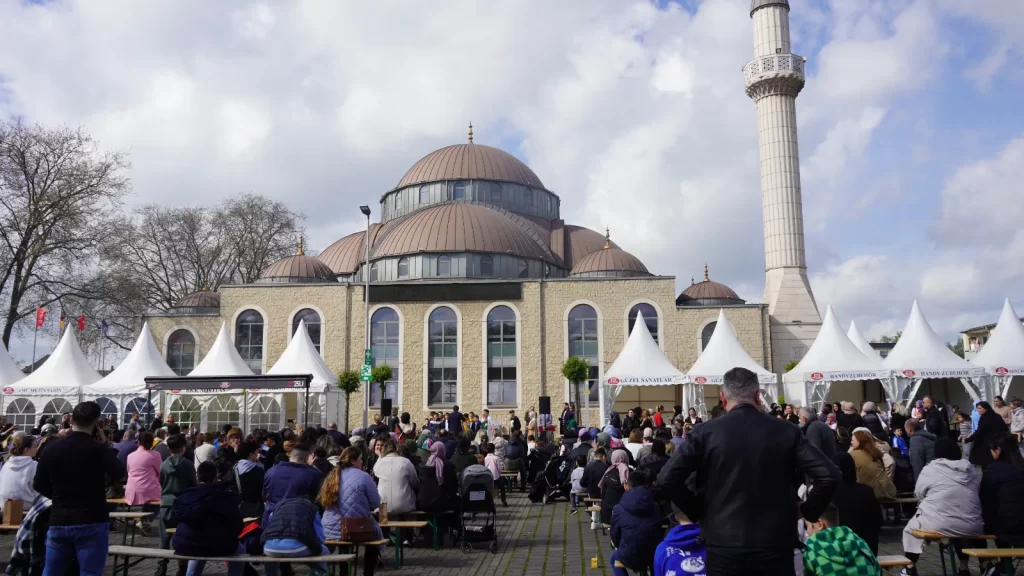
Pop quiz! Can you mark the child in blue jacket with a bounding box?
[654,483,706,576]
[610,470,664,576]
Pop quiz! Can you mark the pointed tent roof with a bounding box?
[605,312,686,386]
[0,342,24,387]
[189,322,254,377]
[268,320,336,392]
[883,300,984,379]
[83,322,175,397]
[688,310,776,384]
[970,299,1024,376]
[7,328,99,396]
[847,320,880,360]
[784,307,889,384]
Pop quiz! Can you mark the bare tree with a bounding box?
[221,194,305,284]
[0,118,130,347]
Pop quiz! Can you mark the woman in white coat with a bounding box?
[900,438,984,576]
[372,438,419,514]
[0,434,39,506]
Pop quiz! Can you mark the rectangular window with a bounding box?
[486,312,517,407]
[370,316,400,406]
[428,314,458,407]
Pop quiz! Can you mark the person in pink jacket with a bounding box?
[126,430,163,535]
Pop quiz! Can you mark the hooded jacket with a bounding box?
[654,523,706,576]
[802,525,880,576]
[0,455,39,505]
[610,486,664,569]
[908,429,936,482]
[160,455,197,509]
[171,481,243,556]
[912,458,983,537]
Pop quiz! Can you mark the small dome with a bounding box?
[563,224,619,269]
[259,240,335,283]
[319,224,382,274]
[372,203,553,262]
[677,265,745,306]
[396,143,545,190]
[570,247,650,277]
[174,290,220,310]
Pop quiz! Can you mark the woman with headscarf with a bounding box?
[608,411,621,430]
[599,450,631,525]
[900,438,983,576]
[911,400,924,420]
[825,413,838,431]
[964,401,1009,468]
[818,402,833,423]
[836,402,864,434]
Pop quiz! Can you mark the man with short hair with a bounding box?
[799,407,837,459]
[115,429,139,470]
[447,405,463,434]
[658,367,840,576]
[127,412,143,432]
[152,428,171,460]
[921,396,948,438]
[261,442,323,527]
[150,410,164,431]
[509,410,522,433]
[669,425,685,452]
[194,432,216,466]
[326,422,345,445]
[904,418,935,482]
[34,401,125,576]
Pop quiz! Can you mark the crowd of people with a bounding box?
[0,383,1019,576]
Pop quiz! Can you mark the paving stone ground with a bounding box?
[0,492,985,575]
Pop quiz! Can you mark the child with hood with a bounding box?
[654,483,706,576]
[171,461,244,576]
[802,504,880,576]
[610,470,663,576]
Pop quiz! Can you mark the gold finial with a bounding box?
[468,122,474,144]
[603,226,611,249]
[704,263,709,282]
[297,235,305,256]
[201,277,210,291]
[691,276,695,286]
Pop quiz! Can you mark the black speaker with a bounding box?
[380,398,392,416]
[538,396,551,415]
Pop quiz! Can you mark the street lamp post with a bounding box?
[360,204,372,430]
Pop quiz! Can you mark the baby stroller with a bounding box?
[529,453,572,504]
[458,465,498,553]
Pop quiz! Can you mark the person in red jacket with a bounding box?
[652,406,665,428]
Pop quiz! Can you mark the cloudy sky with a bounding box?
[1,0,1022,363]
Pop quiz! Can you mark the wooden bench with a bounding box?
[106,498,161,506]
[613,559,650,576]
[325,539,389,576]
[108,511,155,575]
[107,545,354,576]
[962,548,1023,576]
[911,530,996,576]
[583,497,601,503]
[877,555,912,573]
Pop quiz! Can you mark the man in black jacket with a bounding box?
[447,405,463,435]
[799,407,837,459]
[33,401,125,576]
[922,396,948,437]
[657,367,840,576]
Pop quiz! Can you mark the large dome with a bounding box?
[372,202,554,262]
[318,224,382,275]
[395,143,545,190]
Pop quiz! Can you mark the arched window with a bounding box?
[41,399,73,423]
[628,303,659,344]
[437,255,451,277]
[370,307,400,406]
[567,304,599,404]
[369,262,379,282]
[123,397,153,426]
[419,184,430,204]
[487,306,517,406]
[169,395,202,431]
[166,329,196,376]
[206,396,240,433]
[292,308,322,353]
[5,399,35,429]
[701,321,717,353]
[453,181,465,200]
[235,310,265,374]
[95,397,118,420]
[480,255,493,277]
[397,257,409,279]
[428,306,458,406]
[250,396,282,430]
[518,259,528,278]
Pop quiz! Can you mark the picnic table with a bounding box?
[108,511,154,576]
[962,548,1023,576]
[911,530,996,576]
[379,520,429,568]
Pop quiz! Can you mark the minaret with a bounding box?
[745,0,821,373]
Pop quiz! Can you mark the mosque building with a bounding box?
[143,0,816,429]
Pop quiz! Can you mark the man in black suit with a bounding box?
[658,367,840,576]
[447,405,463,435]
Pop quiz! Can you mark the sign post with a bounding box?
[360,364,371,382]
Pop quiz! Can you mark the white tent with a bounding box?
[603,312,686,425]
[783,306,890,410]
[883,300,986,403]
[3,329,99,427]
[0,342,23,388]
[969,298,1024,399]
[686,309,776,415]
[83,322,174,424]
[847,320,879,360]
[189,322,254,377]
[267,319,341,429]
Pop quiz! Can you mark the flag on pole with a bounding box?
[35,308,46,328]
[77,315,86,332]
[101,319,110,336]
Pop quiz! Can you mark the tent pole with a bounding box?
[243,392,248,434]
[147,388,153,428]
[304,385,310,429]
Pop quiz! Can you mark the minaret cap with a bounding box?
[296,235,305,256]
[704,263,710,282]
[603,226,611,249]
[750,0,789,17]
[468,122,474,144]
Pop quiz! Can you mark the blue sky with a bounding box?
[0,0,1022,365]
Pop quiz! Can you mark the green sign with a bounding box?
[364,348,372,366]
[360,363,372,382]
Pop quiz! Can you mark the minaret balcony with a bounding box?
[743,53,806,99]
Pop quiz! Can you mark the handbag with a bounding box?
[338,468,378,543]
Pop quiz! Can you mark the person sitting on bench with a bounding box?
[262,496,329,576]
[979,432,1024,574]
[610,470,662,576]
[654,489,706,576]
[802,503,879,576]
[171,461,244,576]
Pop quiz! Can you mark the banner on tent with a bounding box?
[2,385,80,396]
[893,368,985,379]
[606,376,684,386]
[145,375,311,392]
[794,369,891,383]
[690,373,776,385]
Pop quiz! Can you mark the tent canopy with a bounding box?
[604,312,686,387]
[883,301,984,379]
[0,342,23,387]
[970,298,1024,377]
[268,320,337,392]
[688,309,775,385]
[847,320,879,360]
[784,306,889,384]
[6,328,99,397]
[84,322,175,397]
[189,322,254,377]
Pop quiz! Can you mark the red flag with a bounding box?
[35,308,46,328]
[77,315,85,332]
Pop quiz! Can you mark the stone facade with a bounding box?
[143,276,771,429]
